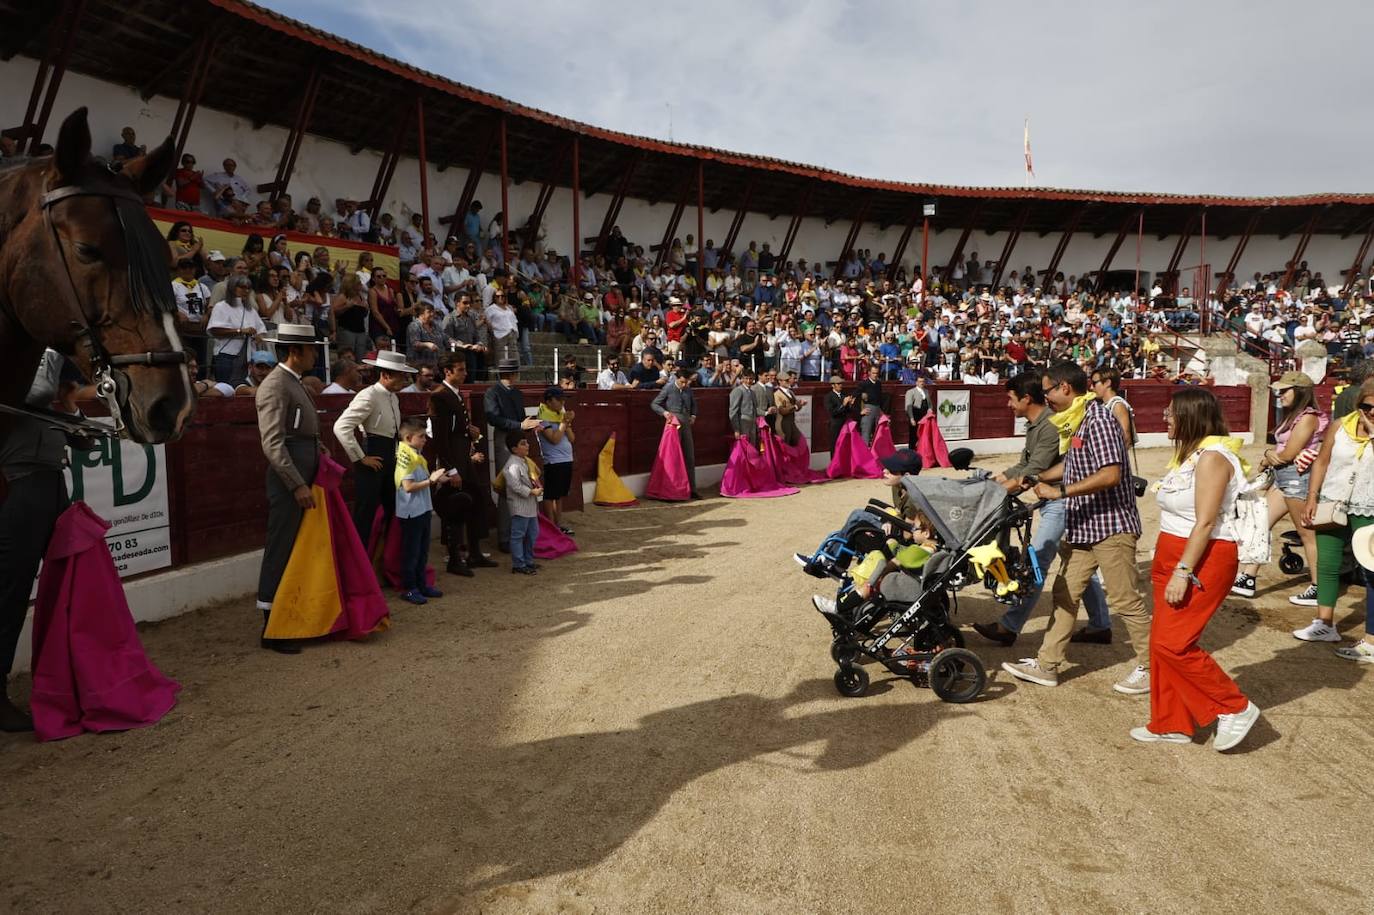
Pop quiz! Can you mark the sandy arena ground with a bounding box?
[2,445,1372,914]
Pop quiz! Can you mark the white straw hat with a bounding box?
[363,350,418,374]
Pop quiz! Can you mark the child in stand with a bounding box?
[396,416,448,605]
[502,432,543,575]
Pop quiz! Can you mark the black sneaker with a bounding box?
[1230,574,1257,598]
[1289,583,1319,607]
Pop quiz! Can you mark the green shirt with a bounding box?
[1005,406,1061,480]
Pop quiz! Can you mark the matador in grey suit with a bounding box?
[651,369,700,498]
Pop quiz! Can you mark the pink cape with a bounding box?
[646,420,691,501]
[29,502,180,742]
[535,514,579,559]
[721,420,800,498]
[870,414,897,461]
[826,420,884,480]
[772,428,828,484]
[916,413,952,468]
[316,456,391,634]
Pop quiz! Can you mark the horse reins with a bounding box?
[39,179,187,434]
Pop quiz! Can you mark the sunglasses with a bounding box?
[1360,403,1374,414]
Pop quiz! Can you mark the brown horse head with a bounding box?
[0,107,194,443]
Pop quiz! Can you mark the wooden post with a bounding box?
[499,114,510,269]
[416,93,430,240]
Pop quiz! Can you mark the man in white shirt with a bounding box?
[415,275,447,318]
[485,291,520,364]
[203,158,252,218]
[596,357,630,390]
[320,359,361,394]
[333,350,416,547]
[341,200,371,240]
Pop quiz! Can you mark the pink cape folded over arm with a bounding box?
[826,420,883,480]
[870,413,897,461]
[645,420,691,501]
[916,413,952,468]
[318,456,391,635]
[29,502,180,742]
[722,419,799,498]
[535,514,579,558]
[773,428,828,484]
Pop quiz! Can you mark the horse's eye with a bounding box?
[75,242,102,262]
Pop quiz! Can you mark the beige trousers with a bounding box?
[1037,532,1151,672]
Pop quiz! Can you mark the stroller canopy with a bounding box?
[901,475,1009,551]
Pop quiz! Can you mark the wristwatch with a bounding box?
[1023,473,1039,487]
[1058,482,1067,499]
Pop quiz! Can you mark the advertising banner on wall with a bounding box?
[66,438,172,578]
[935,389,971,441]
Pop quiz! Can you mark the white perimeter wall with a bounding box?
[1,55,1358,286]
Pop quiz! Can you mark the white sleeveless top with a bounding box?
[1320,423,1374,515]
[1155,445,1242,541]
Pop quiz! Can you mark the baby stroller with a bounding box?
[799,472,1044,703]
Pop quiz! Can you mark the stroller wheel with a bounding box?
[928,648,986,704]
[1278,552,1305,575]
[833,665,870,698]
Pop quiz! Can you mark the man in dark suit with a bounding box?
[429,353,499,575]
[651,369,700,498]
[856,363,885,445]
[824,374,857,452]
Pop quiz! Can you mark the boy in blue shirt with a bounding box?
[395,417,448,605]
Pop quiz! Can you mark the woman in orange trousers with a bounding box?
[1137,388,1260,751]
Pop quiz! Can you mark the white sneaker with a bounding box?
[1130,726,1190,744]
[1288,584,1319,607]
[1001,658,1059,687]
[811,594,837,614]
[1292,619,1341,642]
[1334,640,1374,663]
[1214,701,1261,752]
[1113,665,1150,696]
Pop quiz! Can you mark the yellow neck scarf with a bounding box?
[1166,435,1251,474]
[1048,392,1096,453]
[1340,411,1372,458]
[537,403,564,424]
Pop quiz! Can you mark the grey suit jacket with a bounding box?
[256,365,320,491]
[651,382,696,419]
[728,384,758,435]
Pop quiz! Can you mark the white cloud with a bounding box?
[264,0,1373,196]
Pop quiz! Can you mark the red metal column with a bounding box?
[920,218,930,293]
[498,114,510,268]
[696,159,705,292]
[719,180,755,260]
[988,204,1032,288]
[1161,210,1200,293]
[171,39,214,167]
[416,94,430,240]
[1280,208,1323,289]
[25,0,86,154]
[594,153,643,255]
[260,63,321,202]
[1040,204,1088,289]
[774,184,815,270]
[832,198,872,280]
[364,102,413,221]
[1341,217,1374,295]
[440,122,496,230]
[942,201,985,286]
[1216,209,1265,297]
[571,136,581,264]
[1093,207,1144,293]
[885,205,921,281]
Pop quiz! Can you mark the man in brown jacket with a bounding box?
[254,323,326,653]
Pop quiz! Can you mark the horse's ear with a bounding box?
[53,107,92,184]
[122,136,176,197]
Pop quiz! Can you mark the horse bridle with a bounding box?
[39,180,188,434]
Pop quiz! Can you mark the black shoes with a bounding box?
[512,566,537,575]
[973,621,1018,647]
[446,559,475,578]
[690,492,703,500]
[0,694,34,733]
[467,554,499,569]
[1070,626,1113,644]
[260,637,303,654]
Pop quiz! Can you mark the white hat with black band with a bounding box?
[363,349,418,374]
[264,323,325,345]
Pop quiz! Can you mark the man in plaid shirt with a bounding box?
[1002,362,1152,694]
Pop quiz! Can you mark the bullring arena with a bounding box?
[2,1,1373,913]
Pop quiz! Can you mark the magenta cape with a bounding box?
[870,414,897,461]
[721,419,800,498]
[646,420,691,501]
[372,506,436,590]
[826,420,884,480]
[916,413,952,468]
[771,428,828,484]
[535,514,579,559]
[317,456,391,635]
[29,502,180,742]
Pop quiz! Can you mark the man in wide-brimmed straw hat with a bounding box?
[254,323,328,653]
[333,348,417,550]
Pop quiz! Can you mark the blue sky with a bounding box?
[260,0,1371,196]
